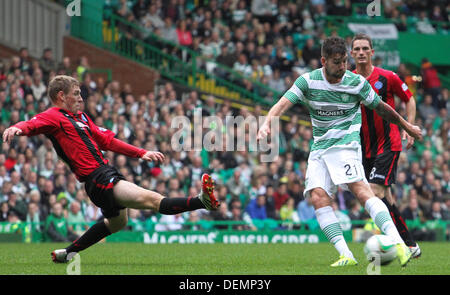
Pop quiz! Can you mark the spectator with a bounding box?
[161,17,179,45]
[402,196,425,223]
[38,48,57,82]
[132,0,148,20]
[67,201,88,236]
[416,11,436,34]
[175,19,192,47]
[0,202,9,221]
[418,93,438,124]
[421,58,442,108]
[210,201,231,230]
[57,57,72,76]
[76,56,90,82]
[225,168,248,202]
[127,208,145,232]
[245,194,267,220]
[297,197,317,229]
[273,180,290,212]
[347,199,368,229]
[142,3,164,29]
[279,197,300,229]
[427,200,450,221]
[30,69,46,100]
[229,198,254,230]
[155,213,184,231]
[44,202,78,242]
[25,202,44,233]
[18,47,31,73]
[183,210,205,231]
[7,192,27,221]
[215,44,235,78]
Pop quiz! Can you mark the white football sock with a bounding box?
[315,206,354,258]
[364,197,403,244]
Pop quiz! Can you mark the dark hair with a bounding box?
[321,36,347,59]
[351,33,373,49]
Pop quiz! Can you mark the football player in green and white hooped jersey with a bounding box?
[257,36,422,267]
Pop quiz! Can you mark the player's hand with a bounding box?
[141,151,165,163]
[406,124,422,141]
[2,127,23,144]
[401,129,415,149]
[257,122,270,141]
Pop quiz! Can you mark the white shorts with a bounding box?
[304,147,367,199]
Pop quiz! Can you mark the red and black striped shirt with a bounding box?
[353,67,412,158]
[14,107,146,182]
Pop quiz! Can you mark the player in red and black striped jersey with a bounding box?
[351,34,421,257]
[2,75,220,263]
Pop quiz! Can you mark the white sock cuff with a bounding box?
[364,196,386,213]
[315,205,333,217]
[315,206,338,229]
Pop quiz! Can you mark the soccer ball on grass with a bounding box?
[363,234,397,265]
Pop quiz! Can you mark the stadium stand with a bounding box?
[0,0,449,243]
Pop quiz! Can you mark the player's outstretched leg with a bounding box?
[51,174,220,263]
[311,188,357,267]
[158,173,220,213]
[51,210,127,263]
[363,197,412,267]
[349,181,412,267]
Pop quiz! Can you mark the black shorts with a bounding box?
[363,151,400,186]
[84,165,126,218]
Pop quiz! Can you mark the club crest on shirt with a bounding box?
[374,81,383,90]
[80,113,88,123]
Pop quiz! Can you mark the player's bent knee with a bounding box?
[309,189,330,209]
[140,192,163,211]
[106,214,128,233]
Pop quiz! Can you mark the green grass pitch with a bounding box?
[0,242,449,275]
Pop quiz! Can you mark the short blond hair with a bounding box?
[48,75,79,103]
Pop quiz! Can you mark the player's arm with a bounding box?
[403,96,417,148]
[374,100,422,141]
[392,72,417,148]
[2,114,56,144]
[257,97,293,140]
[258,74,307,140]
[358,77,422,141]
[86,115,164,163]
[108,138,165,163]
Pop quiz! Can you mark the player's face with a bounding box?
[63,85,83,113]
[351,39,374,65]
[322,53,347,81]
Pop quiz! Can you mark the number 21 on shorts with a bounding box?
[344,163,359,179]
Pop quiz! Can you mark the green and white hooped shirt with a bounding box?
[284,68,381,159]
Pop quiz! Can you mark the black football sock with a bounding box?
[65,220,111,254]
[382,197,415,247]
[158,196,205,214]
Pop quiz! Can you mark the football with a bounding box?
[363,235,398,265]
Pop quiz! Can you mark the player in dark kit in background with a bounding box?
[351,33,420,257]
[2,75,220,263]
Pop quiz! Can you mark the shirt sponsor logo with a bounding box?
[316,109,346,116]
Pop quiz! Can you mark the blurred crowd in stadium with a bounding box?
[0,0,449,242]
